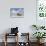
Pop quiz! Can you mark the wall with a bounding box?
[0,0,36,42]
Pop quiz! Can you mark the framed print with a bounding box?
[37,0,46,19]
[10,8,24,18]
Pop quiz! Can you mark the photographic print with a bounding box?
[10,8,24,18]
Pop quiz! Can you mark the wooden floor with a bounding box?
[0,42,46,46]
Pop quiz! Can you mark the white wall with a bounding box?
[0,0,36,42]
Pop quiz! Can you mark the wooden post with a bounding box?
[4,33,7,46]
[16,33,18,46]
